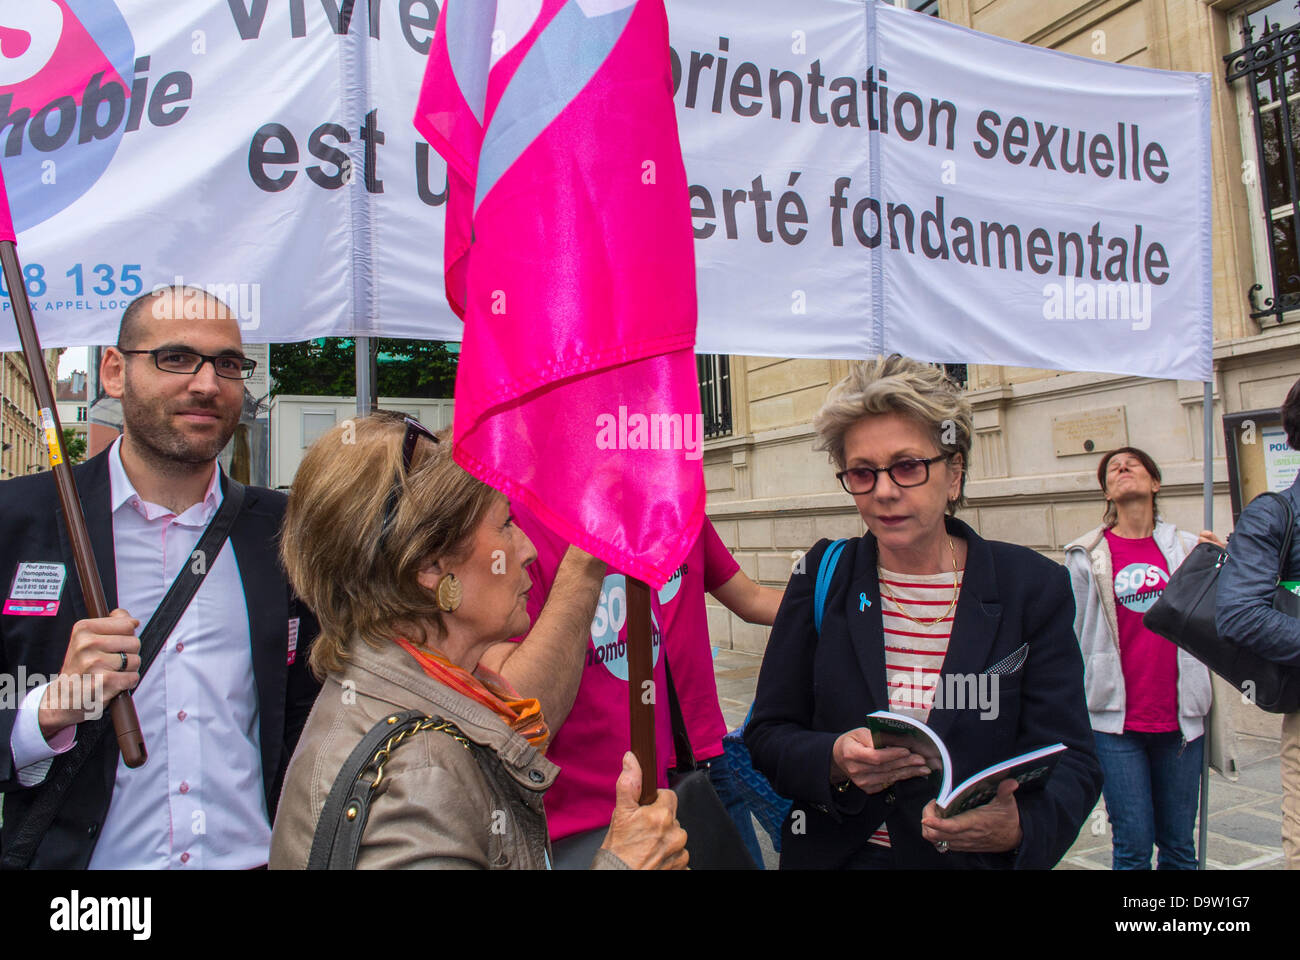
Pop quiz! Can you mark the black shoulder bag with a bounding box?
[1143,491,1300,714]
[307,710,475,869]
[662,656,758,869]
[2,480,246,869]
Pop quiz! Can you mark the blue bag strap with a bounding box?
[813,539,848,636]
[732,539,848,738]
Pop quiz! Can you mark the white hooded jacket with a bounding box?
[1063,520,1212,741]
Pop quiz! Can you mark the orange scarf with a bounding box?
[394,637,549,749]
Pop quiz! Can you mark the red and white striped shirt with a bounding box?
[869,566,962,849]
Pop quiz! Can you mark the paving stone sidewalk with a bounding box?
[712,647,1287,871]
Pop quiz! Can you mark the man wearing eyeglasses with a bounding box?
[0,285,320,869]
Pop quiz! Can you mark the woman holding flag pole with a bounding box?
[412,0,714,856]
[269,412,688,869]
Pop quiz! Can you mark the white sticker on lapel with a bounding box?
[5,562,66,616]
[287,617,300,665]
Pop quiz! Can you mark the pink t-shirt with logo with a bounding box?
[659,519,740,761]
[1105,529,1178,733]
[510,502,674,841]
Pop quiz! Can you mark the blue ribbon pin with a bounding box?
[859,592,870,611]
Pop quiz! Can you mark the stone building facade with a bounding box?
[0,350,60,481]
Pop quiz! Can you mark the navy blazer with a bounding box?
[746,516,1102,869]
[0,448,321,868]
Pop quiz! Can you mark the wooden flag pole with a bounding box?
[626,575,657,805]
[0,241,146,768]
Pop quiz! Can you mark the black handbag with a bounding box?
[549,824,609,870]
[1143,492,1300,714]
[662,657,757,870]
[307,710,476,869]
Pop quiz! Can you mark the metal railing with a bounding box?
[697,354,733,439]
[1226,15,1300,324]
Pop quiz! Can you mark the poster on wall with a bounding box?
[1263,425,1300,493]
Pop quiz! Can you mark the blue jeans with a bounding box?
[1094,730,1203,870]
[704,753,766,869]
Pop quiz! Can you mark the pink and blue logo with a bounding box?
[0,0,133,232]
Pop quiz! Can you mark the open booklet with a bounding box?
[864,711,1066,817]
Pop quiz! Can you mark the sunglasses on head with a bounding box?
[378,417,440,547]
[397,416,439,473]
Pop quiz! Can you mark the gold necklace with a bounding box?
[878,537,960,627]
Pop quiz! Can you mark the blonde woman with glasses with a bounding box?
[746,355,1102,869]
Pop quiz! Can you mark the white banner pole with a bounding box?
[1198,378,1213,870]
[356,336,373,415]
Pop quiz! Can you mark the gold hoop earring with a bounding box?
[436,573,462,612]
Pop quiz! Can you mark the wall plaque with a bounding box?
[1052,406,1128,457]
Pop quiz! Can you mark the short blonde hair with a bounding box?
[280,411,500,678]
[813,354,973,513]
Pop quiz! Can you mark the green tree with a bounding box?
[375,339,459,397]
[270,338,458,399]
[60,428,87,465]
[269,339,355,397]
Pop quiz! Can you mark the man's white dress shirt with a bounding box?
[9,438,270,868]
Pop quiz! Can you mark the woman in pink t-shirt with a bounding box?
[1064,447,1221,870]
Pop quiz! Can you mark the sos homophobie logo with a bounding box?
[0,0,139,232]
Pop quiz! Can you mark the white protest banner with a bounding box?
[671,1,1210,378]
[0,0,390,346]
[668,0,875,359]
[0,0,1210,381]
[877,5,1210,378]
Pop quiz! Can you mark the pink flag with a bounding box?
[415,0,704,587]
[0,161,15,243]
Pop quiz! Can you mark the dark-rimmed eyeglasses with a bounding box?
[118,347,257,380]
[378,417,440,545]
[836,455,949,495]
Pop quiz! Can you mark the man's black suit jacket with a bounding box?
[0,448,320,868]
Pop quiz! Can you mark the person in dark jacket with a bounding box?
[1216,376,1300,869]
[746,355,1102,869]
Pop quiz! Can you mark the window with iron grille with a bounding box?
[896,0,939,16]
[697,354,732,439]
[1226,1,1300,324]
